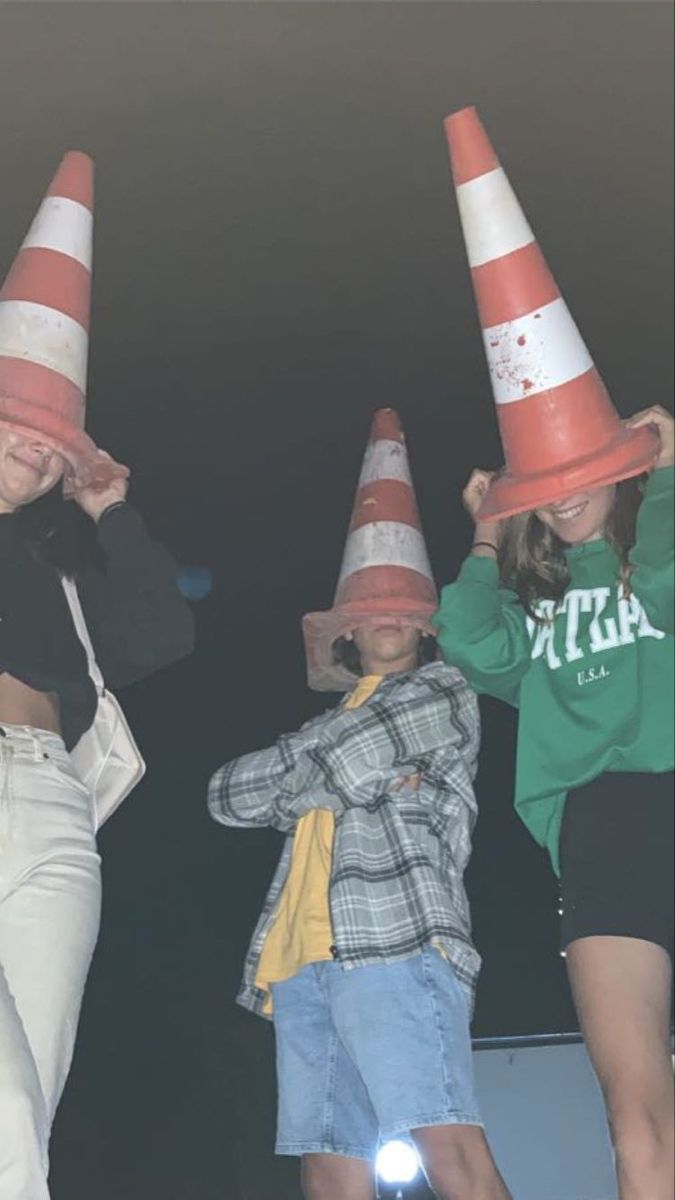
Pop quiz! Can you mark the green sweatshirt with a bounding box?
[435,467,674,874]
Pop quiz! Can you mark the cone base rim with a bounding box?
[302,603,438,692]
[478,425,659,522]
[0,395,129,493]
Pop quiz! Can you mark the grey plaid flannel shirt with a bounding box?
[208,662,482,1016]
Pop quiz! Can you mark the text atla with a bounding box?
[525,584,666,673]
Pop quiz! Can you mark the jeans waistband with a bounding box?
[0,723,67,762]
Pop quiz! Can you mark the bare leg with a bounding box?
[412,1124,512,1200]
[566,936,674,1200]
[301,1153,376,1200]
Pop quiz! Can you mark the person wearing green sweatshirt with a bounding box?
[435,405,674,1200]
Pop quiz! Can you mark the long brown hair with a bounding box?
[498,476,645,621]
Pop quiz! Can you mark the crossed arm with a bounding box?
[207,671,479,833]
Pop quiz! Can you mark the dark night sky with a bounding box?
[0,4,673,1197]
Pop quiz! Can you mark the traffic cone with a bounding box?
[444,107,659,521]
[303,408,437,691]
[0,152,128,493]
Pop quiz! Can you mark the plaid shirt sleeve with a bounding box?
[207,711,330,832]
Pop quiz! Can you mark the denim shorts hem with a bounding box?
[276,1141,374,1161]
[382,1111,484,1139]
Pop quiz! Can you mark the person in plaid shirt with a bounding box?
[209,411,511,1199]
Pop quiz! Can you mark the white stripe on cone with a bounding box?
[338,522,434,585]
[0,300,88,392]
[358,439,414,487]
[483,297,594,406]
[456,167,535,268]
[21,197,93,271]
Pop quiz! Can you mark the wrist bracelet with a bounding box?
[98,500,127,523]
[471,541,499,554]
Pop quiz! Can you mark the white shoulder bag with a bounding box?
[62,577,146,829]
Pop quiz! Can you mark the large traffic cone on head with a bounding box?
[303,408,438,691]
[444,107,659,522]
[0,152,128,492]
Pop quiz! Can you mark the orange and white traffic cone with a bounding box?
[0,151,128,492]
[444,106,659,522]
[303,408,437,691]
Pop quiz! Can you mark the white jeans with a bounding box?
[0,724,101,1200]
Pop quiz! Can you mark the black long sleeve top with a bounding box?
[0,503,195,749]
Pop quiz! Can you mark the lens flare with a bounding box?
[376,1140,421,1184]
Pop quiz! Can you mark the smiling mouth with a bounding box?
[551,500,588,522]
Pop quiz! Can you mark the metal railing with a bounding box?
[472,1030,583,1051]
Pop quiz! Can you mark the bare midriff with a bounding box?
[0,673,61,735]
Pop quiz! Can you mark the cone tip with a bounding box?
[370,407,404,443]
[47,151,95,210]
[62,149,95,167]
[443,105,499,186]
[443,104,479,130]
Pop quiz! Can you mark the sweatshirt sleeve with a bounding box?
[629,466,674,634]
[434,555,531,706]
[76,503,195,687]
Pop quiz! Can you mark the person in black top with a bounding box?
[0,149,194,1197]
[0,429,194,1200]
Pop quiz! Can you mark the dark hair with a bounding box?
[498,476,644,621]
[332,631,438,676]
[15,485,100,578]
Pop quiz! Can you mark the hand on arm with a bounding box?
[392,773,421,792]
[71,453,130,523]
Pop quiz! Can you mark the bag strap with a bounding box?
[62,576,106,696]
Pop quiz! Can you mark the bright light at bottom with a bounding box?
[376,1140,421,1184]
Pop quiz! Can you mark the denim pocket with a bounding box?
[40,754,98,837]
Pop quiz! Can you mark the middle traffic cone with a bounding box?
[443,107,659,522]
[303,408,438,691]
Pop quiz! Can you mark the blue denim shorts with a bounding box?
[271,948,483,1160]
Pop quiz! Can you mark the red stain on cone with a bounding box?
[444,107,658,521]
[0,151,128,492]
[303,408,437,691]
